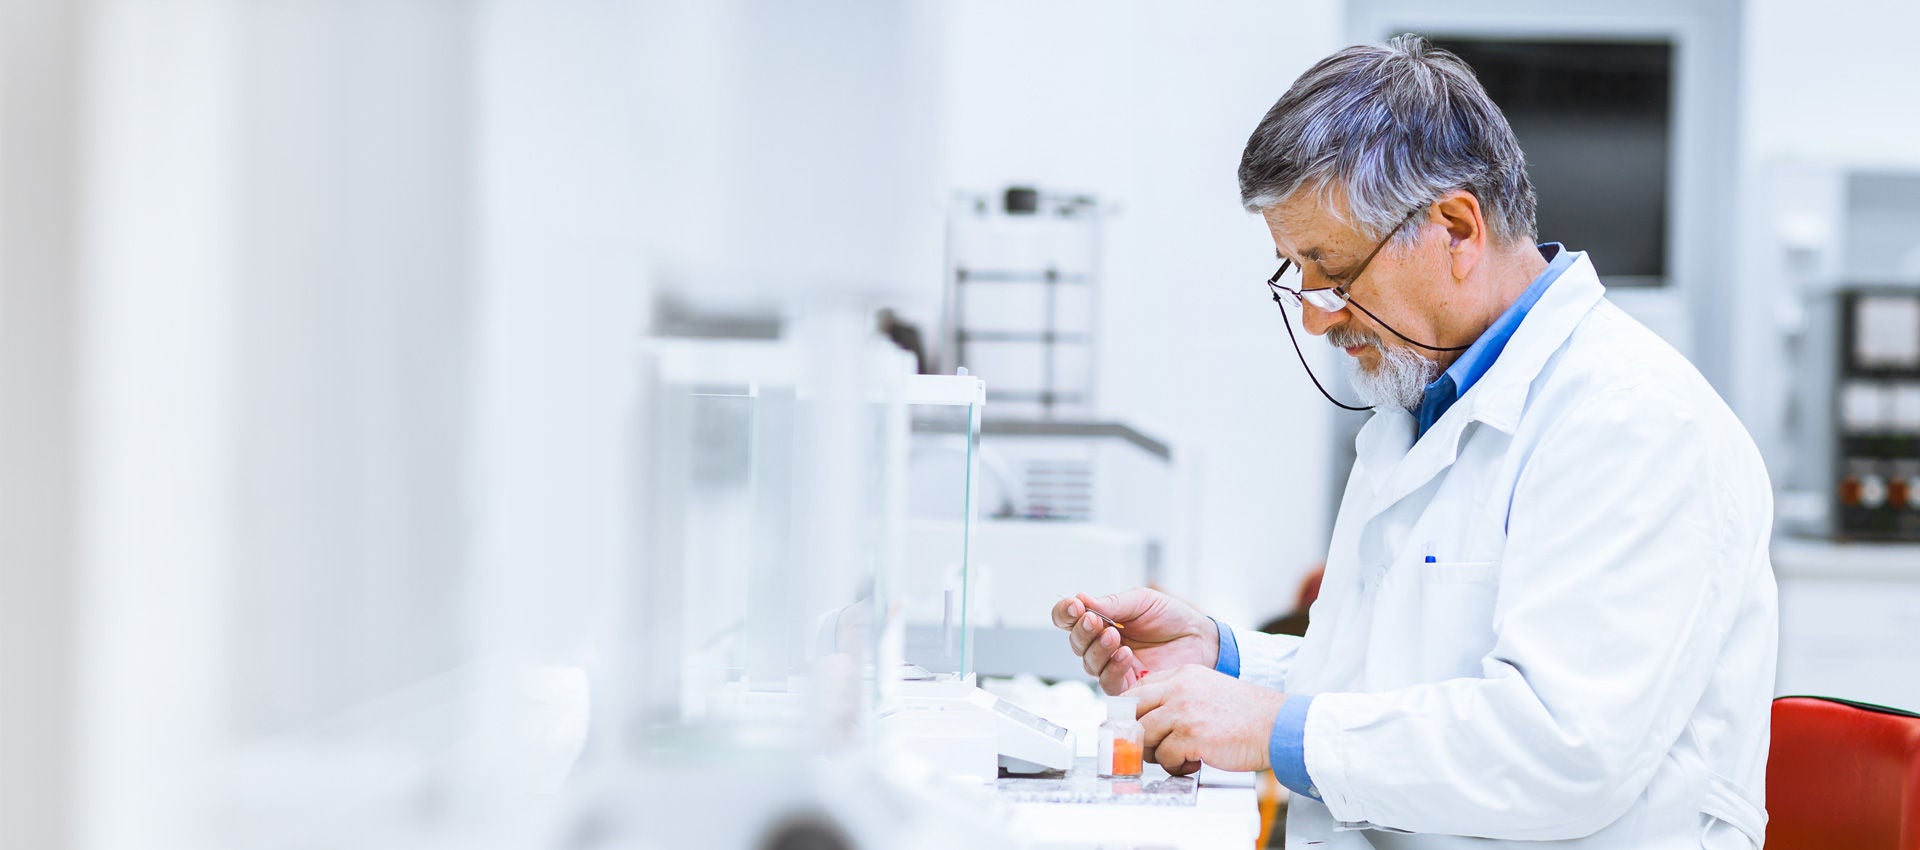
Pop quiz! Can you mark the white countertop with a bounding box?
[1772,535,1920,580]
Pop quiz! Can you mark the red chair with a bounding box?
[1767,696,1920,850]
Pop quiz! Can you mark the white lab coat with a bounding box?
[1234,253,1778,849]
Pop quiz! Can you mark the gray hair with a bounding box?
[1238,34,1537,246]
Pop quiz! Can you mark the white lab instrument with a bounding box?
[1792,280,1920,541]
[884,373,1083,781]
[883,671,1076,782]
[1234,255,1777,849]
[1766,164,1920,542]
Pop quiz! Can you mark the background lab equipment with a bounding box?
[1764,164,1920,720]
[630,304,1257,848]
[1775,170,1920,543]
[923,186,1188,683]
[941,186,1105,419]
[1806,286,1920,541]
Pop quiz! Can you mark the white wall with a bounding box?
[936,0,1345,624]
[226,0,476,740]
[632,0,946,312]
[76,2,239,846]
[1740,1,1920,166]
[468,0,648,706]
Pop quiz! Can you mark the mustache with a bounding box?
[1327,325,1382,351]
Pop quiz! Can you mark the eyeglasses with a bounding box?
[1262,205,1470,411]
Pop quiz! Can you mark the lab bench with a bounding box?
[1005,764,1262,850]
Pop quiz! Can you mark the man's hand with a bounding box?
[1126,665,1289,776]
[1051,588,1217,695]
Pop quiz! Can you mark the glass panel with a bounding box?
[900,376,984,678]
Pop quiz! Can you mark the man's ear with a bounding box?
[1430,190,1485,281]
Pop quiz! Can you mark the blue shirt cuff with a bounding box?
[1211,617,1240,678]
[1269,695,1319,800]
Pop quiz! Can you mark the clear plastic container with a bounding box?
[1098,696,1145,778]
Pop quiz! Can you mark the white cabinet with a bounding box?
[1773,537,1920,712]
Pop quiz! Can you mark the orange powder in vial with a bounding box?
[1108,737,1143,776]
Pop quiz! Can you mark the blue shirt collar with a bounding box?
[1414,243,1574,439]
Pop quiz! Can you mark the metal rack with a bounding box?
[941,186,1103,418]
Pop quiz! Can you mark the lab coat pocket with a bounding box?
[1418,561,1501,678]
[1425,559,1500,584]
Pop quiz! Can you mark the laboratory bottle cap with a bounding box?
[1106,696,1139,721]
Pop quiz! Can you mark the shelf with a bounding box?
[985,390,1090,407]
[980,418,1172,461]
[958,330,1090,345]
[956,269,1091,284]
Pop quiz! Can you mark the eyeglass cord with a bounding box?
[1269,284,1374,412]
[1340,296,1471,353]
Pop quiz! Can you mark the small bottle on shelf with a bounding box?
[1098,696,1144,778]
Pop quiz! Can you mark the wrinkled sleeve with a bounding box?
[1216,621,1302,691]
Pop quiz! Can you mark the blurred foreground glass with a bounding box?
[622,312,1003,848]
[636,328,903,753]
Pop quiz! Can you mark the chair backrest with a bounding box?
[1767,696,1920,850]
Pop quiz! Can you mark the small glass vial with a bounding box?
[1098,696,1145,778]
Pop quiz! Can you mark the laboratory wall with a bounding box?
[75,2,238,847]
[632,0,945,309]
[1738,0,1920,165]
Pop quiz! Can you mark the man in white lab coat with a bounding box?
[1054,34,1776,849]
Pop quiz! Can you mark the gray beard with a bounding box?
[1330,327,1440,411]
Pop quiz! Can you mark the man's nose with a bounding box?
[1301,300,1344,336]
